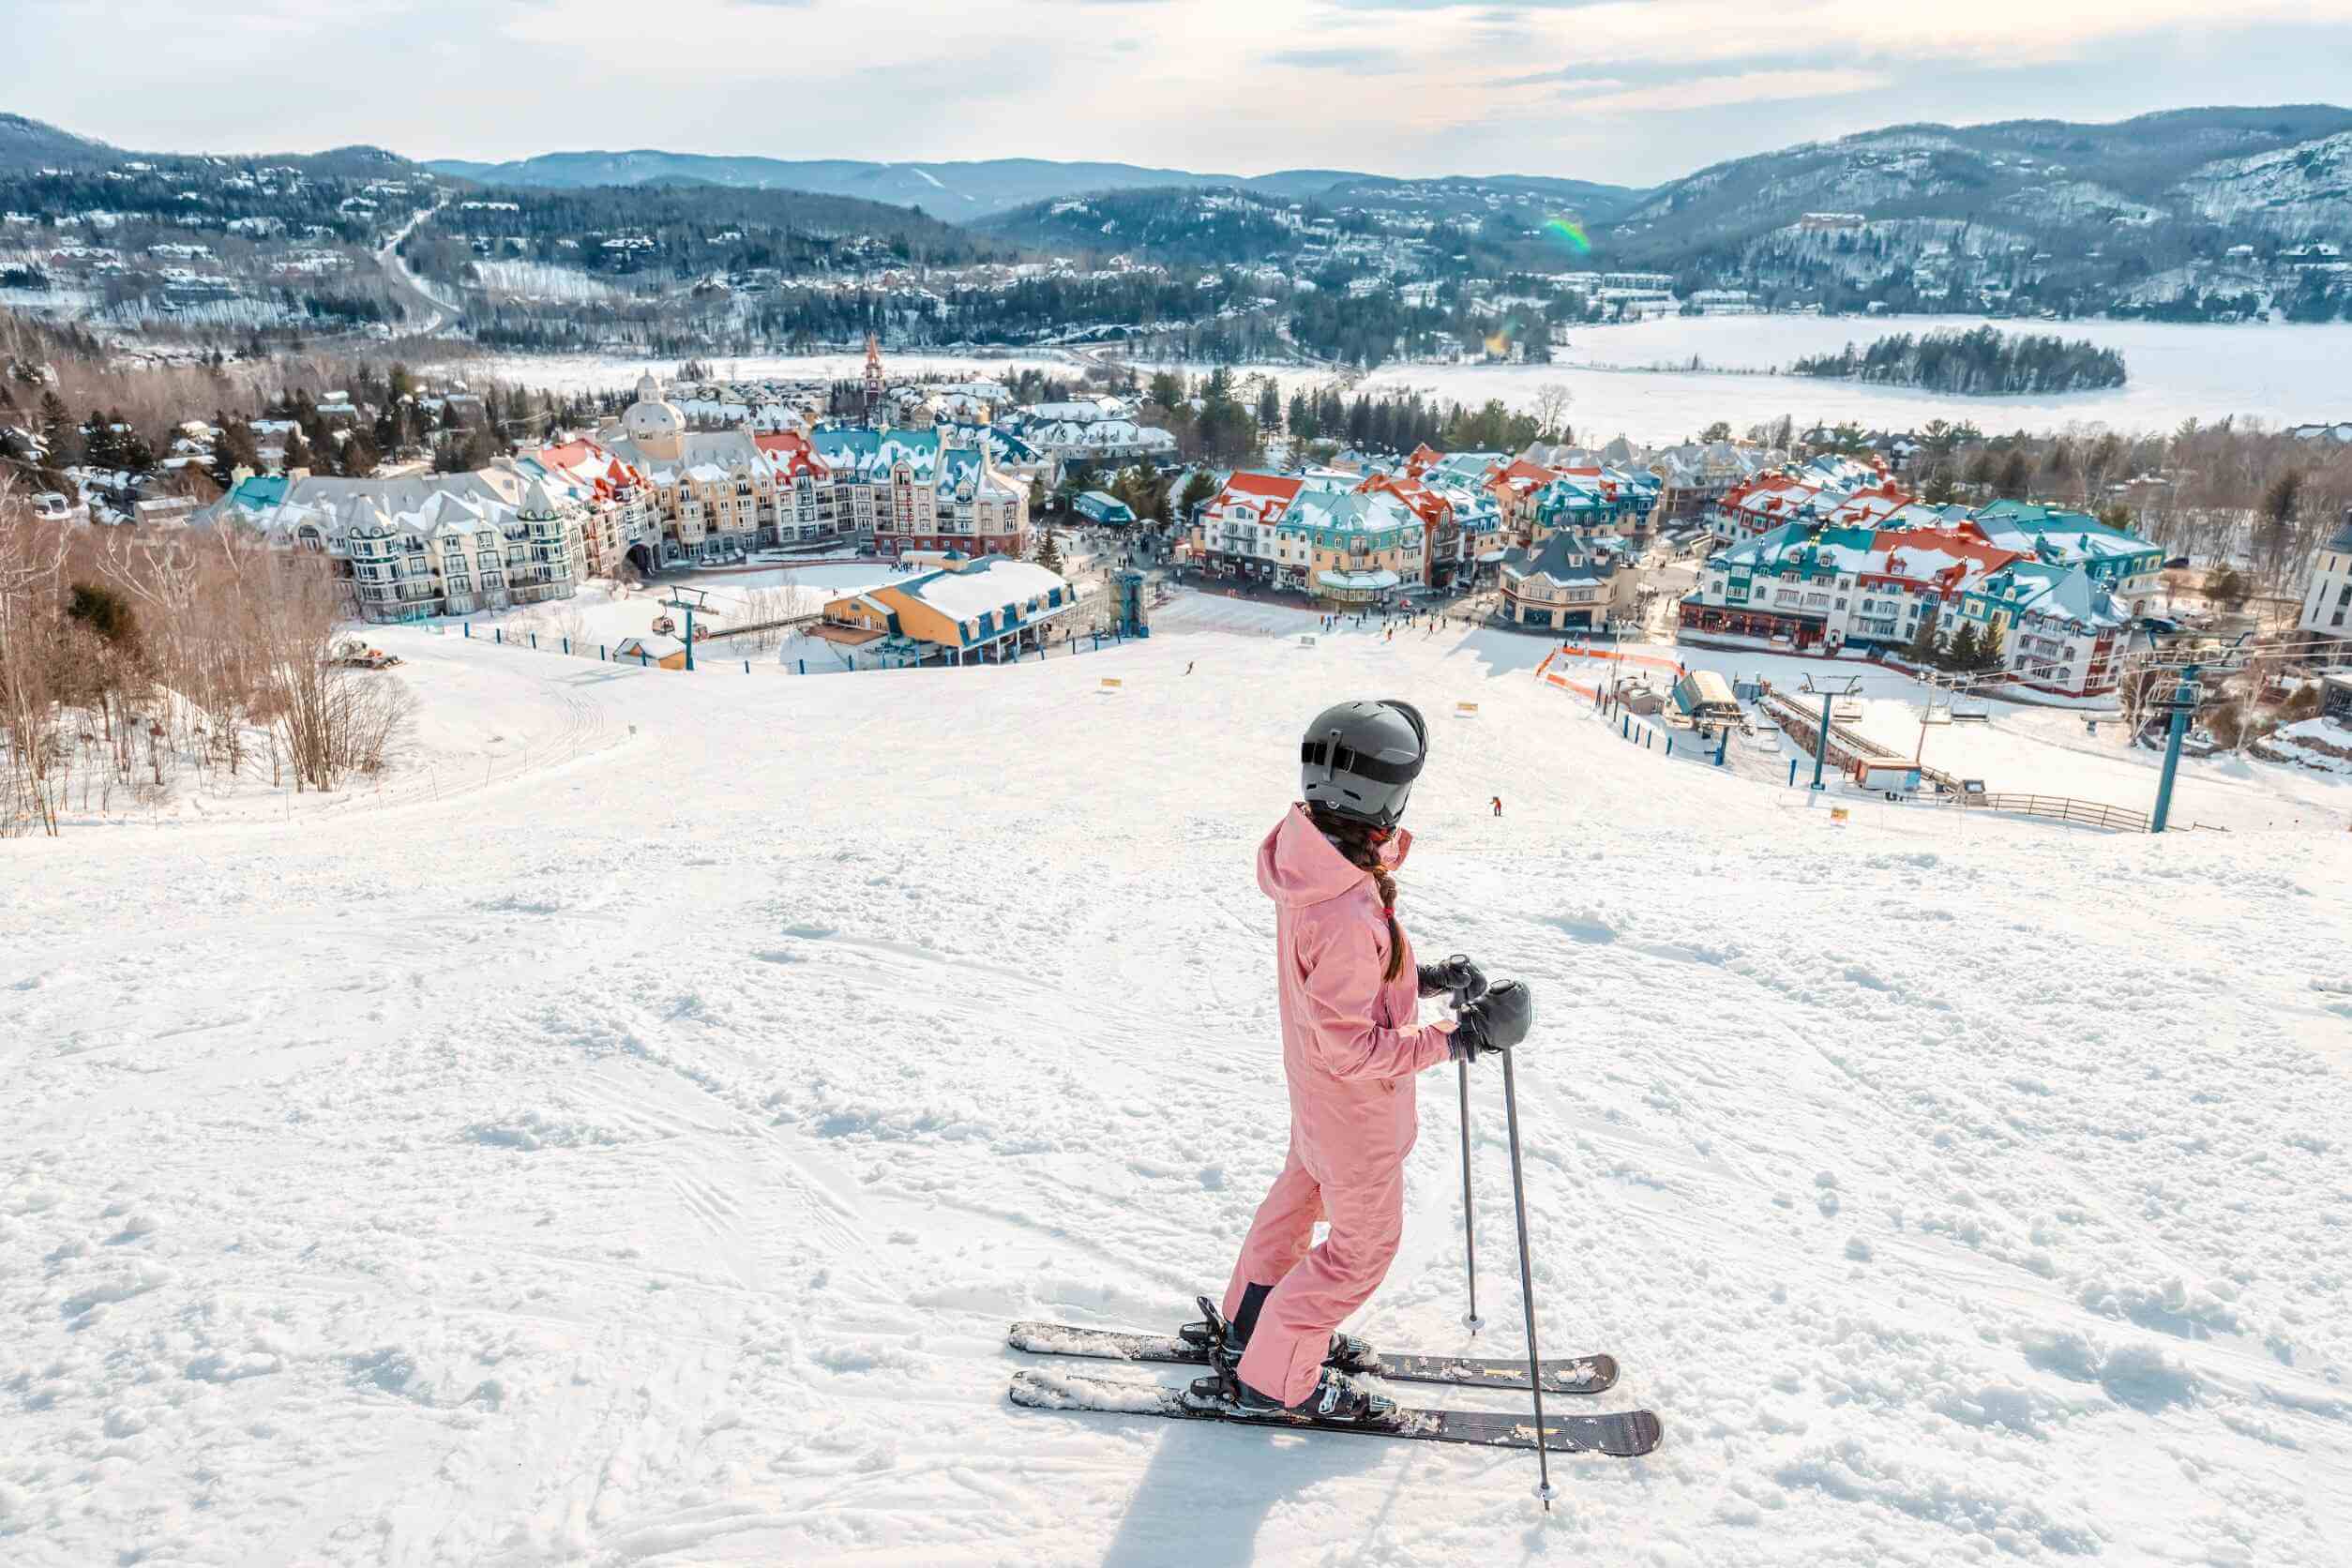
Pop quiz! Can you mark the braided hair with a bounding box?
[1308,803,1405,982]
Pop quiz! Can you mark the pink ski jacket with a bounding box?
[1257,805,1455,1186]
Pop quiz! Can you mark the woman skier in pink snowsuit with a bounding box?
[1195,699,1534,1424]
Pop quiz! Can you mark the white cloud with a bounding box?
[1568,68,1894,115]
[7,0,2352,185]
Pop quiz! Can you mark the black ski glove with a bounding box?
[1448,980,1533,1062]
[1418,953,1488,1003]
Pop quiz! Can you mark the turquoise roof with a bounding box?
[228,474,289,511]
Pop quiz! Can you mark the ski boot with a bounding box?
[1180,1294,1377,1375]
[1182,1323,1397,1427]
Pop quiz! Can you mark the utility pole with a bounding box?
[658,586,710,672]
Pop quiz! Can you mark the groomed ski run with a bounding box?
[4,594,2348,1566]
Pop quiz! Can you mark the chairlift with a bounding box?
[1951,698,1991,723]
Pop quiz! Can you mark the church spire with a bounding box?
[863,332,884,429]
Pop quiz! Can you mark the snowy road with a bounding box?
[378,203,459,337]
[3,614,2349,1565]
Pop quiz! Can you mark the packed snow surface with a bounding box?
[4,598,2349,1566]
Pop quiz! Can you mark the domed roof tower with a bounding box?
[622,369,686,461]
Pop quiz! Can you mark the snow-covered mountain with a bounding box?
[5,592,2348,1564]
[0,111,111,167]
[2174,128,2352,236]
[1616,107,2352,251]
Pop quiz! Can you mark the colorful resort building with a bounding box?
[1187,462,1502,598]
[1497,532,1636,631]
[1965,500,2166,613]
[815,553,1082,667]
[1286,490,1427,605]
[1679,506,2147,696]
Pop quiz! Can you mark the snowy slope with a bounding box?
[4,604,2350,1566]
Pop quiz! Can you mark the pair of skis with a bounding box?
[1009,969,1665,1474]
[1005,1316,1661,1457]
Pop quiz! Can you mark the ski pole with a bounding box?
[1500,1046,1555,1508]
[1449,955,1481,1334]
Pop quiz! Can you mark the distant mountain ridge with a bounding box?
[417,149,1647,220]
[1613,105,2352,256]
[8,106,2352,328]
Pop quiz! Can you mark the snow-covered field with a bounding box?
[5,598,2349,1566]
[450,564,894,656]
[442,316,2352,444]
[465,263,628,305]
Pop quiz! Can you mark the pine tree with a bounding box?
[1946,620,1983,672]
[1996,450,2031,500]
[1905,603,1941,665]
[1178,469,1217,520]
[38,389,71,450]
[1974,623,2006,674]
[1035,525,1063,576]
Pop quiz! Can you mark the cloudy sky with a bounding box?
[14,0,2352,186]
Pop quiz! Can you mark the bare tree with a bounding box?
[1530,383,1574,445]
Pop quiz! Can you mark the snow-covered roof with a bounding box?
[902,556,1072,623]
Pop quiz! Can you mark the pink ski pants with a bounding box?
[1221,1138,1406,1405]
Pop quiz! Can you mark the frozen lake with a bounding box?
[443,315,2352,445]
[1371,314,2352,445]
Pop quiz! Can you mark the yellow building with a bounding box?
[819,553,1081,665]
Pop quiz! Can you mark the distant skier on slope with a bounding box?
[1192,698,1534,1425]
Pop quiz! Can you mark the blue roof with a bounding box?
[228,474,288,511]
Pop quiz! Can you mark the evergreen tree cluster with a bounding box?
[1903,605,2008,675]
[1280,385,1547,455]
[1791,326,2127,393]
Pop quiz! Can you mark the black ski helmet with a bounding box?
[1301,699,1427,828]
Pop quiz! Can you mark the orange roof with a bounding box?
[1871,526,2019,573]
[1222,472,1304,503]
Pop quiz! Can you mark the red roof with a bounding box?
[1356,472,1452,526]
[754,429,829,478]
[1222,471,1304,503]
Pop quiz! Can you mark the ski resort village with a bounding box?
[11,60,2352,1566]
[7,336,2352,1567]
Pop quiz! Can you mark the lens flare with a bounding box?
[1545,218,1591,253]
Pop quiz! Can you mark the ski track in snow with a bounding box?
[2,596,2349,1566]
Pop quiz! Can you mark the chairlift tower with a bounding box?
[2146,632,2251,834]
[657,586,712,672]
[1797,672,1864,792]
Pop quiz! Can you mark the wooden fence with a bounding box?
[1940,793,2151,833]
